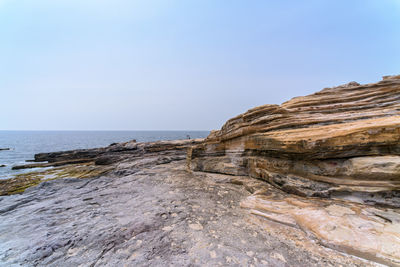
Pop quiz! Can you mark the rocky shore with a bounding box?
[190,75,400,207]
[1,75,400,266]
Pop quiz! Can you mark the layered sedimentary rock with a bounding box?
[1,160,375,266]
[10,138,203,171]
[189,75,400,208]
[2,75,400,266]
[239,179,400,266]
[2,139,203,196]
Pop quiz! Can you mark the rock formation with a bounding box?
[33,138,203,166]
[1,75,400,266]
[1,139,203,196]
[186,75,400,266]
[189,75,400,208]
[0,159,374,266]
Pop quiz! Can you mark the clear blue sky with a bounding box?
[1,0,399,130]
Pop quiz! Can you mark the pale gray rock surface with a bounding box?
[0,158,373,266]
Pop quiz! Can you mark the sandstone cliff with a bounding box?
[189,75,400,208]
[186,75,400,266]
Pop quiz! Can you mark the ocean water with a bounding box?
[0,131,209,179]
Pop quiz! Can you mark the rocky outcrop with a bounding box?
[12,159,94,170]
[0,163,112,196]
[2,139,203,196]
[1,75,400,266]
[16,139,203,169]
[189,75,400,207]
[185,75,400,265]
[0,158,380,267]
[239,180,400,266]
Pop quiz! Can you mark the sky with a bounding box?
[0,0,399,130]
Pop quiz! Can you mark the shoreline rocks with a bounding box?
[33,138,203,164]
[0,163,112,196]
[0,156,382,266]
[1,75,400,266]
[188,75,400,208]
[1,139,204,196]
[11,159,95,170]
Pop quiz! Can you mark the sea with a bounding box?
[0,131,209,179]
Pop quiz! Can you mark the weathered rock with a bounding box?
[1,75,400,266]
[94,155,121,165]
[1,133,399,265]
[0,160,378,267]
[1,163,112,195]
[12,159,94,170]
[189,75,400,207]
[2,139,203,196]
[34,139,202,165]
[239,180,400,266]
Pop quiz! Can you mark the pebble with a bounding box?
[210,250,217,258]
[246,251,255,257]
[189,223,203,230]
[162,226,174,231]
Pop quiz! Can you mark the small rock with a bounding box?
[271,252,286,263]
[210,250,217,258]
[246,251,255,257]
[189,223,203,230]
[162,226,174,231]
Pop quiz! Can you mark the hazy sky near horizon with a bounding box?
[1,0,399,130]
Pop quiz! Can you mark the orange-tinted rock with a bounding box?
[241,186,400,266]
[189,75,400,207]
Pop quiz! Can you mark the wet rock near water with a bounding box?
[0,163,112,196]
[10,138,202,171]
[12,159,94,170]
[1,139,203,196]
[31,139,202,166]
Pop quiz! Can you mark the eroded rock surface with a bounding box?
[189,75,400,208]
[1,139,203,196]
[32,138,204,167]
[2,76,400,266]
[240,184,400,266]
[0,159,377,267]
